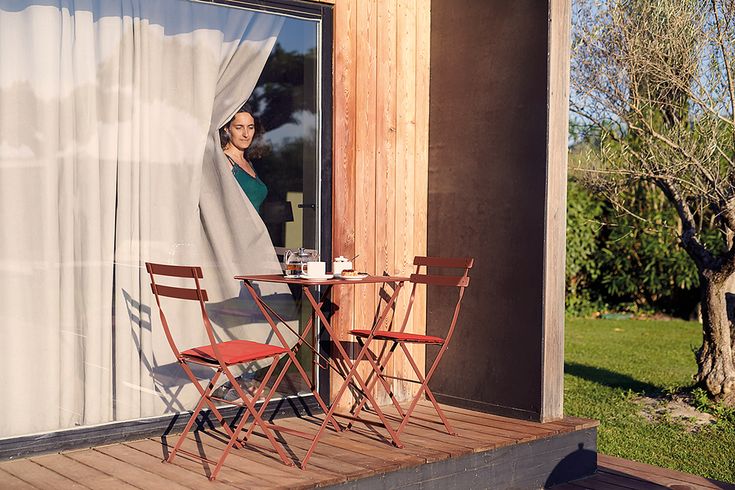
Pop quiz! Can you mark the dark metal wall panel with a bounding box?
[427,0,551,419]
[326,428,597,489]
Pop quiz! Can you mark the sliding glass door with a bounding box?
[0,0,331,442]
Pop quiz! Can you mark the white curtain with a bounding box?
[0,0,289,438]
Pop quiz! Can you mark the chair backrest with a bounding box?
[145,262,221,363]
[397,256,474,344]
[146,263,209,301]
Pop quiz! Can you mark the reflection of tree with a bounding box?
[246,42,317,246]
[248,43,317,199]
[249,43,316,139]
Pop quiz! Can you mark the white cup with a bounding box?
[303,261,326,277]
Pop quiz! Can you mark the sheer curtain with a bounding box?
[0,0,287,438]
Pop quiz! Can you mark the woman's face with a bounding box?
[227,112,256,151]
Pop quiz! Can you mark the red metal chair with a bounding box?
[349,256,473,438]
[146,262,295,480]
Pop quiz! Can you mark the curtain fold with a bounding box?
[0,0,288,438]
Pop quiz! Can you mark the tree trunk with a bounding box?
[696,271,735,405]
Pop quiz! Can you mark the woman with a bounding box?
[220,106,268,212]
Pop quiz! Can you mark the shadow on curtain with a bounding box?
[0,0,296,438]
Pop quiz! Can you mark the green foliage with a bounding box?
[691,387,711,411]
[691,387,735,425]
[565,174,707,317]
[565,180,606,315]
[597,184,700,302]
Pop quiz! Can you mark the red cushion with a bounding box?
[350,329,445,344]
[182,340,289,365]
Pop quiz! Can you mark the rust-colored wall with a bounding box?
[427,0,558,420]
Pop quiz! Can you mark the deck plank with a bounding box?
[288,418,428,470]
[430,400,600,433]
[64,447,192,490]
[96,441,235,489]
[0,468,38,489]
[352,409,480,456]
[599,455,735,490]
[1,458,85,489]
[124,438,245,489]
[562,476,651,490]
[396,417,504,454]
[243,423,382,479]
[299,414,436,466]
[182,428,344,488]
[30,453,136,490]
[174,432,297,486]
[416,402,557,437]
[430,401,572,432]
[411,403,545,441]
[377,405,521,454]
[592,469,669,489]
[274,417,406,472]
[553,455,735,490]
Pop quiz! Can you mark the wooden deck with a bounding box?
[2,403,730,489]
[0,401,597,489]
[552,454,735,490]
[0,403,735,490]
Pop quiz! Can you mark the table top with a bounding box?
[234,273,409,285]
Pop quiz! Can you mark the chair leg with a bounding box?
[422,381,456,434]
[238,354,292,442]
[168,368,225,463]
[178,363,246,448]
[396,342,457,437]
[348,339,404,425]
[210,358,294,481]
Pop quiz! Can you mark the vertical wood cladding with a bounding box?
[331,0,430,407]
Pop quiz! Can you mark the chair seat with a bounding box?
[350,329,445,344]
[182,340,289,365]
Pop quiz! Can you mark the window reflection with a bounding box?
[250,17,319,251]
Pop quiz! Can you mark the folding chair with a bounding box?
[146,262,295,480]
[349,256,473,438]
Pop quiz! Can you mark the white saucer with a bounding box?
[335,273,368,280]
[301,274,334,280]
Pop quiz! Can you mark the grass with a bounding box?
[565,318,735,483]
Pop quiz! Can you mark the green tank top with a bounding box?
[228,156,268,212]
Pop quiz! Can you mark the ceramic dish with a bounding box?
[300,274,334,280]
[335,273,368,280]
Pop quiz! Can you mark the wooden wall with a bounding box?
[329,0,431,407]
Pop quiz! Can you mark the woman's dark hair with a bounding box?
[219,103,268,159]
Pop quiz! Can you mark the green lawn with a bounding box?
[565,318,735,483]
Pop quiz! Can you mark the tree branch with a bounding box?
[711,0,735,129]
[657,178,716,268]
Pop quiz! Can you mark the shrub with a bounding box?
[566,178,705,318]
[566,180,606,315]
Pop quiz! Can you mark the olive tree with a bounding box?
[572,0,735,403]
